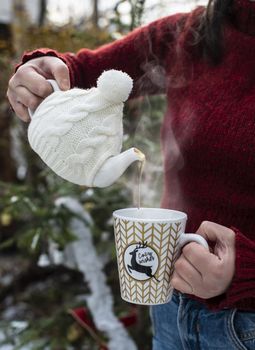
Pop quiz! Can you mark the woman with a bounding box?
[7,0,255,349]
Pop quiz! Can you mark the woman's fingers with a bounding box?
[7,86,43,121]
[10,68,53,98]
[172,252,203,294]
[171,221,236,299]
[26,56,70,90]
[44,59,70,90]
[8,93,30,122]
[181,242,221,276]
[171,270,194,294]
[7,56,70,121]
[15,86,43,110]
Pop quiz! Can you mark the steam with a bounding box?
[140,61,167,90]
[125,22,196,209]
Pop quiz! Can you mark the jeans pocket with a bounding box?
[227,309,255,350]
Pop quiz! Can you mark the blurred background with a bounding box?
[0,1,205,349]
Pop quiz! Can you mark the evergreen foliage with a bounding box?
[0,1,166,348]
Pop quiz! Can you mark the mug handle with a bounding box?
[179,233,209,250]
[28,79,60,118]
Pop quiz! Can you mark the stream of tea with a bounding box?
[136,154,146,209]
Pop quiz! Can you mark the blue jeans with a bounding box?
[151,291,255,350]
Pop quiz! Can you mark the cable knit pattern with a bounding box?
[20,1,255,311]
[28,70,133,186]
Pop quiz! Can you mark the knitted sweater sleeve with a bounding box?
[204,227,255,311]
[18,12,190,97]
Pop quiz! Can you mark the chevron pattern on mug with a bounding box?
[113,208,187,305]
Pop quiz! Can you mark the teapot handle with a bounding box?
[28,79,60,118]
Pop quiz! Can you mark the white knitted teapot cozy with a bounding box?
[28,70,133,186]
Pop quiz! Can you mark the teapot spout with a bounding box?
[93,147,145,188]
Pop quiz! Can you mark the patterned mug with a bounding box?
[113,207,209,305]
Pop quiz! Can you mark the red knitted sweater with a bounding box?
[20,0,255,311]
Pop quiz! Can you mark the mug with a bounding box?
[113,207,209,305]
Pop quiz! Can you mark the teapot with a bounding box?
[28,70,145,187]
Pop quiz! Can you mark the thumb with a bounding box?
[47,58,70,91]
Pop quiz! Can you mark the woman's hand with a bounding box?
[171,221,236,299]
[7,56,70,122]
